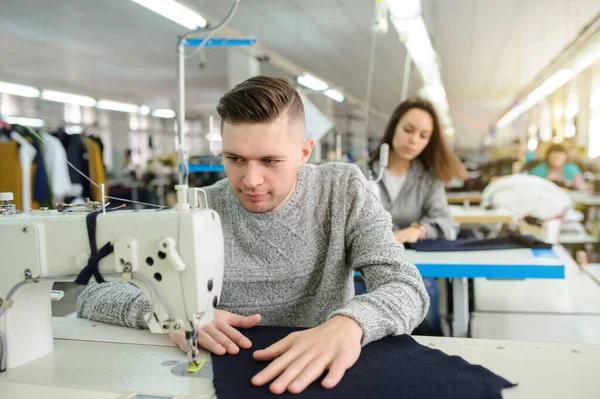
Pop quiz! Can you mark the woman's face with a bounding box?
[391,108,434,161]
[547,151,567,169]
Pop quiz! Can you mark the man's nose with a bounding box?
[243,162,264,188]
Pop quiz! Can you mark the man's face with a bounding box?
[221,113,313,213]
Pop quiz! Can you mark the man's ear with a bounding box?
[300,139,314,165]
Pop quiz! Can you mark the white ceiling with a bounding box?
[0,0,599,146]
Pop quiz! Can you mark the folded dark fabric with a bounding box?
[405,233,552,252]
[212,326,516,399]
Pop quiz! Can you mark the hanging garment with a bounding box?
[56,132,91,200]
[88,134,105,162]
[212,326,516,399]
[8,132,36,211]
[0,140,22,210]
[41,132,72,202]
[29,137,51,208]
[84,137,106,201]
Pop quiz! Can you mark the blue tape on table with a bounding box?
[531,248,561,259]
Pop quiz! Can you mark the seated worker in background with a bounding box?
[528,143,585,190]
[77,76,428,395]
[368,98,467,336]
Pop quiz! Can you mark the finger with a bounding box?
[204,324,240,355]
[251,345,299,387]
[253,335,293,361]
[269,352,319,395]
[196,328,227,355]
[169,333,187,352]
[322,357,349,389]
[288,355,332,394]
[220,323,252,349]
[225,313,262,329]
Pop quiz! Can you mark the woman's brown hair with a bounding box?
[544,143,567,163]
[369,98,467,183]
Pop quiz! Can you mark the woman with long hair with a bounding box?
[369,98,467,335]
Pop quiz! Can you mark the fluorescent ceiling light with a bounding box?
[496,69,574,129]
[97,100,140,113]
[324,89,345,103]
[387,0,453,132]
[296,74,329,91]
[130,0,207,30]
[42,90,96,107]
[572,42,600,74]
[0,81,40,98]
[2,116,45,128]
[152,109,176,118]
[140,105,151,115]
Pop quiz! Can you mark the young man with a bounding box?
[77,76,428,395]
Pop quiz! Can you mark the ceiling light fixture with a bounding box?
[130,0,207,30]
[97,100,140,113]
[386,0,454,132]
[0,81,40,98]
[152,109,176,119]
[296,74,329,92]
[41,90,97,107]
[324,89,345,103]
[139,105,151,115]
[496,69,574,129]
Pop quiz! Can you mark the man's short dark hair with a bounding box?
[217,76,304,127]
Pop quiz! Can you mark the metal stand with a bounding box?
[452,278,470,337]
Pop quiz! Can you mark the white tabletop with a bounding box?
[570,191,600,206]
[2,318,600,398]
[471,312,600,345]
[449,206,513,224]
[475,246,600,313]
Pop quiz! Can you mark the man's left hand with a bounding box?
[251,316,363,394]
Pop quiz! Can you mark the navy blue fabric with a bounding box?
[31,139,50,205]
[76,210,115,285]
[55,132,91,199]
[405,233,552,252]
[212,326,516,399]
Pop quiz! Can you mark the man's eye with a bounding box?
[227,156,241,163]
[263,159,280,165]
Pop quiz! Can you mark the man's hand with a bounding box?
[170,309,261,355]
[394,227,423,244]
[251,316,363,395]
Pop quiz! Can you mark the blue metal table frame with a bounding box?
[355,247,566,337]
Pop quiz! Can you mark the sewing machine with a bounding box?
[0,185,224,371]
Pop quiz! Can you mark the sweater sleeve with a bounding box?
[328,166,429,345]
[76,280,151,329]
[420,179,456,240]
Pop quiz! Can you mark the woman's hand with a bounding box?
[394,227,425,244]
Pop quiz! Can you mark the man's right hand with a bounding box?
[169,309,262,355]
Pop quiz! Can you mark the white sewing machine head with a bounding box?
[0,186,224,370]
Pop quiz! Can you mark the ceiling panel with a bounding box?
[0,0,598,146]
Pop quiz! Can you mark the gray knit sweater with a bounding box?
[77,163,428,345]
